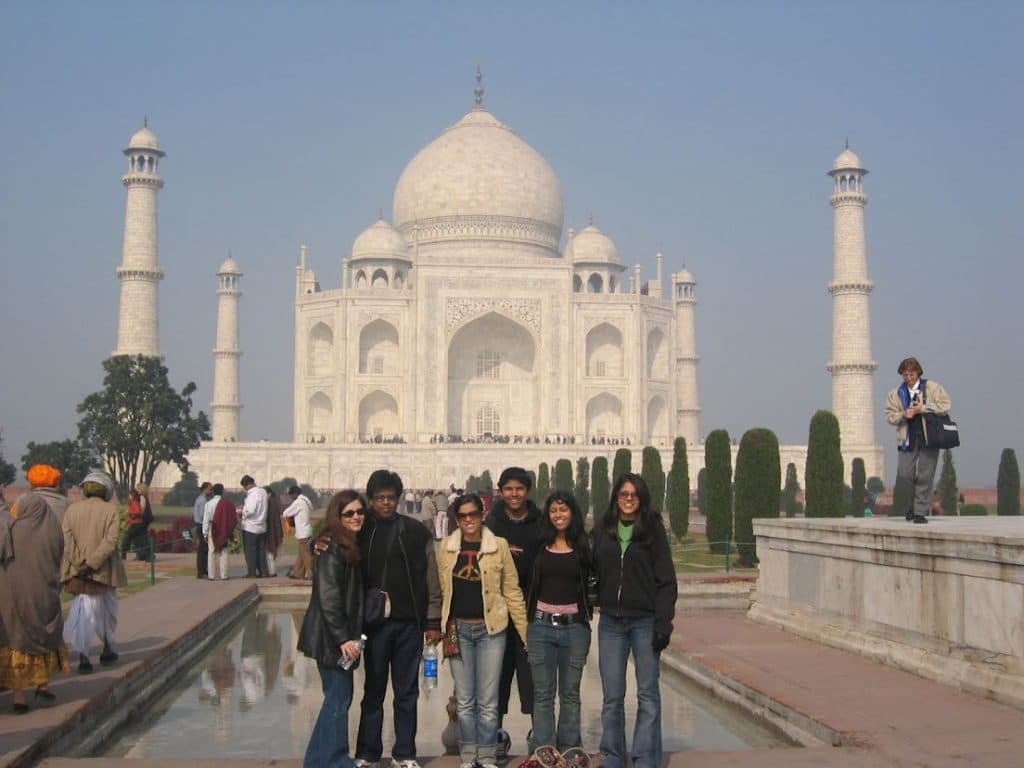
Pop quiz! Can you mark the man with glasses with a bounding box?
[355,470,442,768]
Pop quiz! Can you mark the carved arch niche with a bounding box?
[586,392,623,438]
[308,392,332,439]
[647,327,668,381]
[586,322,623,378]
[359,389,399,439]
[308,322,334,376]
[359,319,399,375]
[647,395,668,442]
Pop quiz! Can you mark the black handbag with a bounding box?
[925,412,960,449]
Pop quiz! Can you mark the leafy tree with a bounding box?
[574,457,590,516]
[536,463,550,502]
[937,450,958,516]
[961,503,988,516]
[704,429,732,554]
[849,457,866,517]
[804,410,843,518]
[641,446,666,513]
[697,467,707,517]
[77,355,211,500]
[612,448,632,485]
[0,429,17,487]
[20,439,97,489]
[666,437,690,541]
[782,462,802,518]
[866,476,885,496]
[733,428,780,566]
[997,448,1021,516]
[591,456,610,523]
[553,458,573,493]
[164,470,201,506]
[267,477,323,508]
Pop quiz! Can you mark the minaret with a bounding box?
[672,266,701,447]
[114,120,165,356]
[827,144,877,459]
[211,257,242,441]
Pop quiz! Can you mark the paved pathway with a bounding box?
[4,554,1024,767]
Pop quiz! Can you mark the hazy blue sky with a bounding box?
[1,2,1021,487]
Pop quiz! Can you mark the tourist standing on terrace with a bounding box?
[205,483,236,580]
[884,356,952,524]
[525,491,595,753]
[284,484,315,580]
[354,469,441,768]
[484,466,542,757]
[193,481,213,578]
[265,486,285,577]
[24,464,70,523]
[439,492,529,768]
[61,470,127,674]
[298,490,366,768]
[239,475,269,577]
[593,473,677,768]
[0,493,68,714]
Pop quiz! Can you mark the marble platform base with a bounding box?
[749,516,1024,709]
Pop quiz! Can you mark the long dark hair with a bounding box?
[324,490,364,565]
[602,473,656,543]
[539,491,586,549]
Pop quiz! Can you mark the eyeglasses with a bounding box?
[341,509,366,518]
[372,494,398,504]
[456,511,482,520]
[617,491,639,500]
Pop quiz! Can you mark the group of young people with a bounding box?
[298,466,678,768]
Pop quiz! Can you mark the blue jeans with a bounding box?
[448,620,507,764]
[242,530,268,577]
[527,619,591,752]
[356,620,423,761]
[305,663,355,768]
[598,614,662,768]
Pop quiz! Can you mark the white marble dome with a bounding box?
[352,218,409,260]
[127,125,161,152]
[570,224,619,264]
[393,107,564,252]
[218,257,240,274]
[832,147,863,171]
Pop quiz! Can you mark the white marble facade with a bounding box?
[290,92,700,451]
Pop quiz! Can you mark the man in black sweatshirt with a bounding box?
[484,466,543,757]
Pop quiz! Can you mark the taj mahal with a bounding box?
[120,76,882,491]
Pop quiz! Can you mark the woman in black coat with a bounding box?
[298,490,366,768]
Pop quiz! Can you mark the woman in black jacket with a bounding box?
[593,473,677,768]
[298,490,366,768]
[525,491,595,753]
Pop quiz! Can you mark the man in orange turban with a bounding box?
[23,464,70,524]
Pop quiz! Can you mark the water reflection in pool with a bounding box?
[101,603,789,759]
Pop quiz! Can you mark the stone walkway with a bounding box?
[3,553,1024,767]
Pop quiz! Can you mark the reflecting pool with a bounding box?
[101,602,790,759]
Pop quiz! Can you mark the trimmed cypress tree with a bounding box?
[890,476,913,517]
[536,463,550,502]
[553,458,574,493]
[782,462,802,518]
[937,450,958,516]
[666,437,690,541]
[612,448,632,484]
[480,469,494,493]
[574,457,591,516]
[733,428,781,565]
[526,470,538,503]
[849,458,866,517]
[997,448,1021,516]
[704,429,733,554]
[591,456,610,524]
[805,410,844,518]
[641,446,666,512]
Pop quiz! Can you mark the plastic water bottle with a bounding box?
[422,642,438,690]
[340,634,367,671]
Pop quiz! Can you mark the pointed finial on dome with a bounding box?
[474,64,484,107]
[378,207,384,221]
[144,115,148,128]
[844,136,849,149]
[588,212,594,226]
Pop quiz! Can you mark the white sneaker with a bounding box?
[459,763,476,768]
[480,763,499,768]
[393,761,421,768]
[355,760,374,768]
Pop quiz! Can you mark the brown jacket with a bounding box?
[61,497,128,587]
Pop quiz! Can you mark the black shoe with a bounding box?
[13,701,29,714]
[100,651,119,665]
[905,510,915,521]
[911,514,929,524]
[34,688,57,706]
[79,657,94,674]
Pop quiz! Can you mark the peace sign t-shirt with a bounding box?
[450,540,484,619]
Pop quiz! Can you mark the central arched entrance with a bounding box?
[447,312,537,438]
